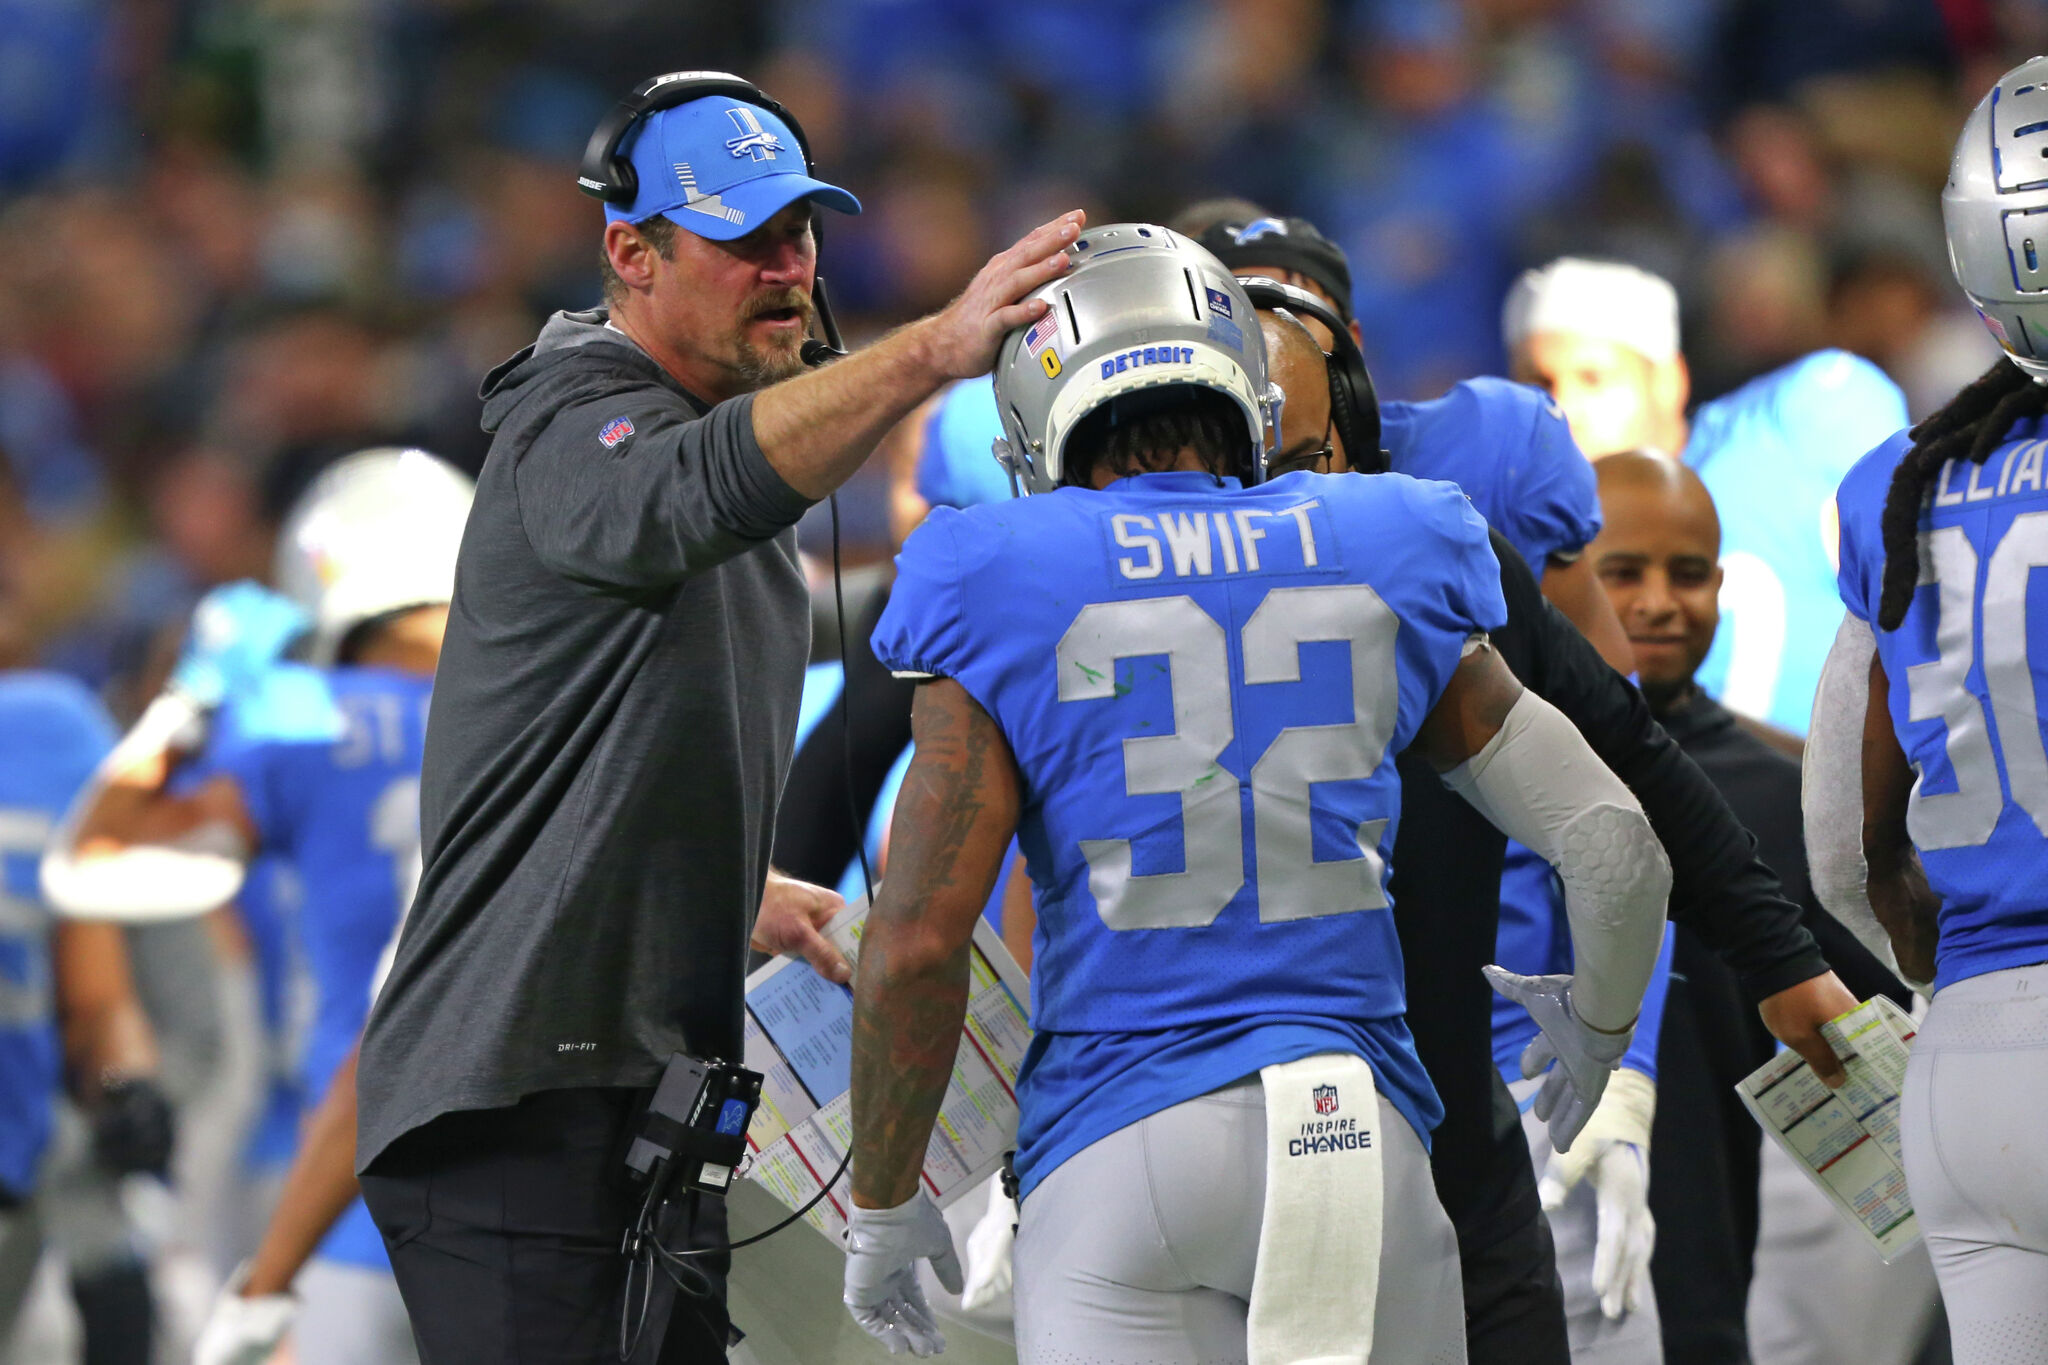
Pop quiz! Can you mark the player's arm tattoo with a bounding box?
[850,678,1022,1208]
[1861,652,1940,982]
[1412,640,1526,771]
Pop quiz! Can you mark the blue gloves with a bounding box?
[169,583,309,711]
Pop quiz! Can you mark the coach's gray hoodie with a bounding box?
[357,308,814,1169]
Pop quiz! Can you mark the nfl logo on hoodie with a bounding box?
[598,416,635,449]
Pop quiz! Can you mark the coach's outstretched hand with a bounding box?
[844,1191,964,1357]
[918,211,1086,381]
[751,870,851,984]
[1484,966,1634,1152]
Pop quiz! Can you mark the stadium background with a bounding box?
[0,1,2031,1361]
[0,0,2032,711]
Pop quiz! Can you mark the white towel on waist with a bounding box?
[1248,1052,1385,1365]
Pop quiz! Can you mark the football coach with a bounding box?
[353,72,1082,1364]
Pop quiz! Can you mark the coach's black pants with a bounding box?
[360,1087,731,1364]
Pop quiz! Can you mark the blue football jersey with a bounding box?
[1837,421,2048,990]
[1384,377,1602,573]
[1689,350,1908,734]
[197,663,431,1268]
[235,855,306,1172]
[872,469,1507,1195]
[916,374,1604,574]
[917,378,1016,512]
[0,672,115,1198]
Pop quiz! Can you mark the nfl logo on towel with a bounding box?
[598,416,635,449]
[1312,1085,1339,1116]
[1023,311,1060,358]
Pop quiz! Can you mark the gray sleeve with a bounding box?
[514,387,815,588]
[1803,614,1913,980]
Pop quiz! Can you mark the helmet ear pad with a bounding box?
[576,72,816,206]
[1326,365,1371,476]
[1235,277,1387,474]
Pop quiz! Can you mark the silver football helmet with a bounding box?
[274,447,475,663]
[991,224,1278,493]
[1946,56,2048,382]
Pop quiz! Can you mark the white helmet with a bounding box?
[992,223,1277,493]
[274,448,475,663]
[1946,56,2048,381]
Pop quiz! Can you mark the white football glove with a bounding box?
[959,1179,1017,1312]
[192,1266,295,1365]
[844,1192,964,1357]
[1536,1066,1656,1320]
[1484,966,1634,1152]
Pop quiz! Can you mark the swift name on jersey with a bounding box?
[1109,500,1326,580]
[873,467,1506,1196]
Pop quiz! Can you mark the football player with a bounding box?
[0,667,173,1359]
[841,227,1673,1363]
[1808,59,2048,1362]
[1256,302,1872,1364]
[44,448,478,1365]
[1504,256,1907,737]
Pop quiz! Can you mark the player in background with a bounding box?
[1255,304,1864,1362]
[1584,453,1918,1365]
[1808,59,2048,1363]
[1253,313,1875,1365]
[1504,256,1908,738]
[842,227,1672,1363]
[0,666,176,1363]
[913,211,1633,672]
[1183,212,1632,673]
[43,448,478,1365]
[1185,211,1651,1361]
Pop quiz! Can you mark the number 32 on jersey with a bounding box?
[1057,584,1399,932]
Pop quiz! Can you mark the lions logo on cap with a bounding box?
[725,107,784,162]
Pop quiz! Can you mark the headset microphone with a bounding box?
[801,277,848,368]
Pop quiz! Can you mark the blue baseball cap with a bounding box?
[608,96,860,241]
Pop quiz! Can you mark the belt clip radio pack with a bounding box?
[626,1052,764,1198]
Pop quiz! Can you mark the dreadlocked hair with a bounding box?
[1877,357,2048,630]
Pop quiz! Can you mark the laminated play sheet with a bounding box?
[741,894,1032,1241]
[1737,995,1920,1261]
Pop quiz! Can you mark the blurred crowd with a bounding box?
[0,0,2033,722]
[1,1,2043,1360]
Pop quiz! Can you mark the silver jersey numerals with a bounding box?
[1905,514,2048,848]
[1056,586,1399,931]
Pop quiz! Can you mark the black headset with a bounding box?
[1235,277,1387,475]
[577,70,845,365]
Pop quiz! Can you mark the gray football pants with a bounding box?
[1013,1074,1466,1365]
[1902,964,2048,1363]
[297,1258,420,1365]
[1508,1077,1662,1365]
